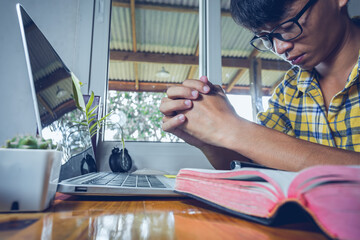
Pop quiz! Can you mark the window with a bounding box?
[93,0,290,144]
[220,0,289,122]
[86,0,293,170]
[104,0,200,142]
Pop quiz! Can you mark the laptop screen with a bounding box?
[16,4,97,181]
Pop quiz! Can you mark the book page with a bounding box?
[180,168,298,196]
[289,165,360,195]
[225,168,298,196]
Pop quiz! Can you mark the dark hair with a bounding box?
[230,0,295,30]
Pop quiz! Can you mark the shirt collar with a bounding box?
[295,50,360,96]
[295,68,318,97]
[344,50,360,90]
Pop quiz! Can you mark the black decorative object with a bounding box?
[109,147,132,172]
[80,154,97,175]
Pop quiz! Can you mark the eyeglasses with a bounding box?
[250,0,317,52]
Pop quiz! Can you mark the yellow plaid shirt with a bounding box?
[258,53,360,152]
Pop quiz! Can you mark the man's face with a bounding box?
[256,0,347,70]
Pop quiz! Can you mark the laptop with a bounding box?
[16,4,178,197]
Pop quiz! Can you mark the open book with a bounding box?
[175,165,360,240]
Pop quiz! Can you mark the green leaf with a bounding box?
[71,72,86,111]
[86,91,95,114]
[72,121,88,126]
[98,111,112,123]
[89,122,99,134]
[87,113,97,119]
[88,105,99,115]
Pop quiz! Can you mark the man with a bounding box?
[159,0,360,171]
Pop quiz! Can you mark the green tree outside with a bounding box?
[105,90,181,142]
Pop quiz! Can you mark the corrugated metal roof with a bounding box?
[109,61,134,80]
[136,8,198,54]
[221,16,253,58]
[23,13,77,120]
[109,0,289,93]
[258,51,284,60]
[109,61,190,83]
[222,68,285,88]
[135,0,231,9]
[111,6,199,54]
[110,7,133,51]
[262,70,286,87]
[139,63,190,83]
[137,0,199,8]
[38,78,73,111]
[25,24,64,81]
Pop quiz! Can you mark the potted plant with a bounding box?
[0,135,62,212]
[77,95,133,173]
[71,74,111,154]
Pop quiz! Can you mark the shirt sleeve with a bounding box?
[257,81,295,136]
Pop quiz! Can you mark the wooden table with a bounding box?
[0,194,327,239]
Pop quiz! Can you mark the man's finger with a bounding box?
[182,79,211,94]
[160,98,192,116]
[162,114,186,132]
[166,86,199,100]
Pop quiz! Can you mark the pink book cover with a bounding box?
[175,165,360,240]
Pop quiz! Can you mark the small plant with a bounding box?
[108,125,133,172]
[71,73,112,137]
[74,91,112,137]
[2,135,56,149]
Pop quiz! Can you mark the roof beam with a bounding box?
[37,94,55,118]
[111,50,198,65]
[110,50,291,71]
[112,0,232,17]
[130,0,137,52]
[130,0,139,90]
[226,49,260,92]
[35,68,70,93]
[186,42,199,79]
[108,80,272,96]
[134,62,139,90]
[249,57,263,120]
[40,100,77,127]
[225,69,247,93]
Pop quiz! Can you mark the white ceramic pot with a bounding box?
[0,148,62,212]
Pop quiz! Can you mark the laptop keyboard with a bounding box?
[81,173,167,188]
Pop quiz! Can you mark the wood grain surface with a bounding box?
[0,194,327,240]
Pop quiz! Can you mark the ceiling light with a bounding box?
[56,86,68,99]
[156,67,170,78]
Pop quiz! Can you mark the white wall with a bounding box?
[0,0,94,144]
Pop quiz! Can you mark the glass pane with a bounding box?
[221,0,289,122]
[105,1,199,142]
[227,94,252,121]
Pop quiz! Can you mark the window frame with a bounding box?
[88,0,222,171]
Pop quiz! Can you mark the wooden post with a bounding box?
[249,57,263,122]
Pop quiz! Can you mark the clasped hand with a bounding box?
[159,76,239,148]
